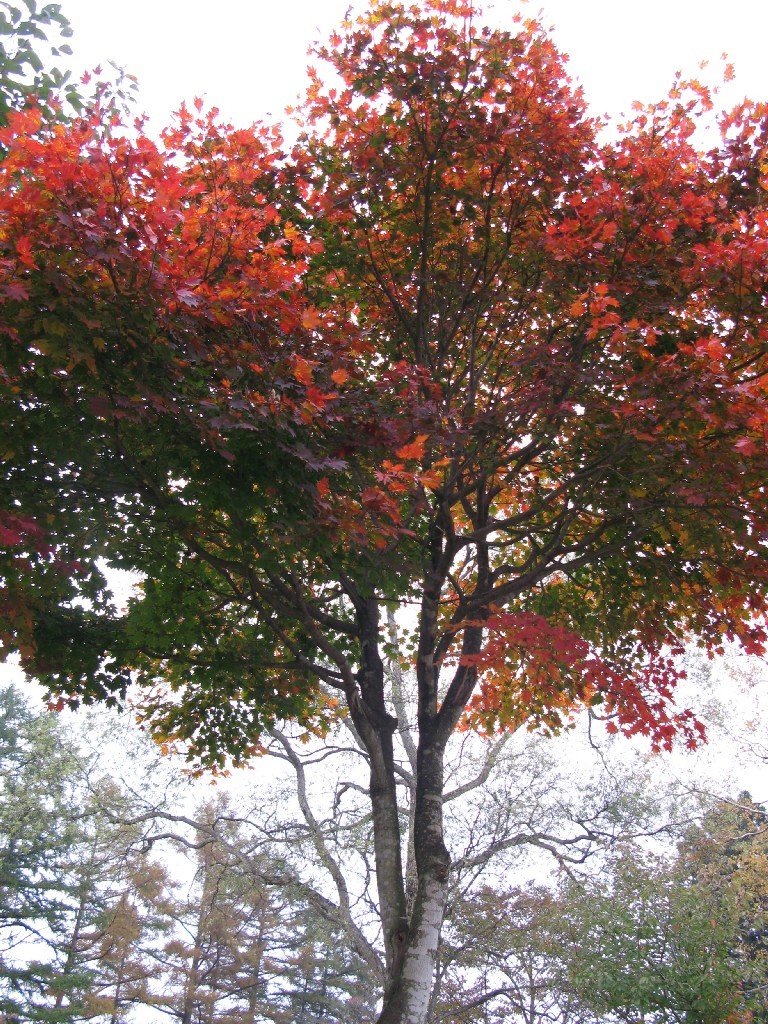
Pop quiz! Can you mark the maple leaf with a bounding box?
[15,236,36,269]
[301,306,323,330]
[396,434,429,460]
[734,437,758,456]
[293,355,315,385]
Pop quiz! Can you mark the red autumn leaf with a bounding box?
[15,235,36,268]
[734,437,758,456]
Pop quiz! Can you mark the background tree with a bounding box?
[82,849,175,1024]
[558,818,768,1024]
[679,794,768,1021]
[53,778,177,1024]
[161,796,280,1024]
[0,685,92,1021]
[431,884,579,1024]
[3,0,768,1020]
[2,679,766,1024]
[155,791,380,1024]
[143,690,708,1024]
[0,687,180,1022]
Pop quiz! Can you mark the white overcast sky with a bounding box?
[56,0,768,130]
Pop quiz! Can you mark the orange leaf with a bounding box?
[293,355,314,385]
[396,434,428,460]
[301,307,323,330]
[419,469,443,489]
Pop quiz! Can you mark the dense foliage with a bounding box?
[2,1,768,1019]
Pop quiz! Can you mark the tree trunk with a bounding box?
[54,846,96,1012]
[376,872,449,1024]
[374,728,450,1024]
[349,596,455,1024]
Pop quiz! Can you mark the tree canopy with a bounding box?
[2,1,768,1020]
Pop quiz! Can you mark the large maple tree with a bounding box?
[2,1,768,1021]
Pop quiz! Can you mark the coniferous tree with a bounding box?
[0,687,177,1021]
[83,853,175,1024]
[53,778,176,1023]
[159,793,379,1024]
[0,686,91,1021]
